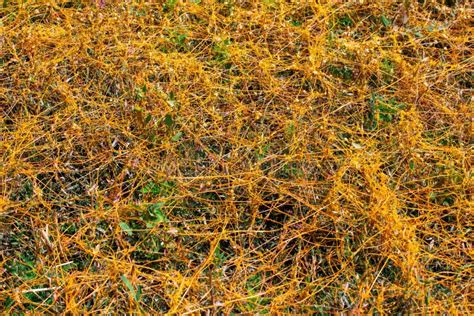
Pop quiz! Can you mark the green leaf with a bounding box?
[4,296,14,308]
[291,20,302,27]
[381,15,391,27]
[213,244,227,267]
[136,285,142,302]
[286,122,295,137]
[171,131,183,142]
[141,182,159,195]
[61,261,77,272]
[141,180,176,196]
[175,33,187,47]
[164,114,174,128]
[163,0,178,12]
[147,203,168,222]
[119,222,133,236]
[121,275,139,302]
[135,87,145,100]
[145,113,153,125]
[256,144,270,160]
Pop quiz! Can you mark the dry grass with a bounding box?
[1,0,473,314]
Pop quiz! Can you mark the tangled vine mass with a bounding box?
[1,0,472,314]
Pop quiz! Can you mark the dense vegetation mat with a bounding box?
[1,0,472,314]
